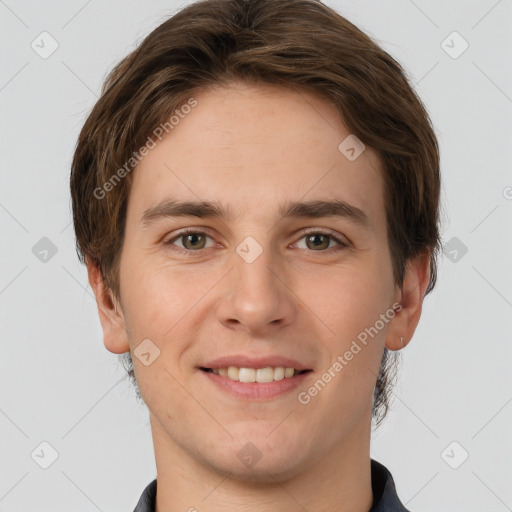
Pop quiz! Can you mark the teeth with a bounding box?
[256,367,274,383]
[239,368,256,382]
[228,366,239,381]
[273,367,285,380]
[210,366,301,382]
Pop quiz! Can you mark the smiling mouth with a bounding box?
[200,366,312,383]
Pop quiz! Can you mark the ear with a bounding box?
[385,251,431,351]
[86,260,130,354]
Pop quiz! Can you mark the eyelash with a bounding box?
[163,227,349,256]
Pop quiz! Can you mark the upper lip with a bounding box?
[200,355,312,371]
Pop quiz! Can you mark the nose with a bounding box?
[214,239,298,337]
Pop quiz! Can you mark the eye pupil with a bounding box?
[306,234,329,250]
[183,233,206,249]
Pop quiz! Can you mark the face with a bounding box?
[114,82,402,479]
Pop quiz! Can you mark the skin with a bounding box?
[88,81,430,512]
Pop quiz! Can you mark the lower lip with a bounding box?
[200,369,312,400]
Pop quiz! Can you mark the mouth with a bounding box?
[199,366,312,383]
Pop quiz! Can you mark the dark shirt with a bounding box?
[133,458,410,511]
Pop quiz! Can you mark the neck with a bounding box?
[151,414,374,512]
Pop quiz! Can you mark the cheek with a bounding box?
[305,268,390,399]
[310,260,392,331]
[117,264,173,361]
[119,259,211,367]
[119,264,198,407]
[303,258,393,400]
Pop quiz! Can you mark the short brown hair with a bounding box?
[70,0,441,426]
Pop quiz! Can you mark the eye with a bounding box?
[163,227,349,255]
[294,228,349,252]
[164,228,216,254]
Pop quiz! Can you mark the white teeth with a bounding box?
[227,366,239,381]
[210,366,301,382]
[239,368,256,383]
[256,367,274,383]
[273,367,285,380]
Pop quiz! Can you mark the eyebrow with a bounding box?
[141,198,371,229]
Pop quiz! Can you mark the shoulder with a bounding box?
[369,459,411,512]
[132,478,157,512]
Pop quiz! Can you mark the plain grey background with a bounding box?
[1,0,511,510]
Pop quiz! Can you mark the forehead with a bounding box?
[128,82,386,227]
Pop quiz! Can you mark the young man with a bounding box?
[70,0,441,510]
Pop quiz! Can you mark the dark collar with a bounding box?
[368,459,411,511]
[133,458,410,512]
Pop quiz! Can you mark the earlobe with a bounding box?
[385,252,431,351]
[86,260,131,354]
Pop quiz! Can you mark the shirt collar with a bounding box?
[133,458,410,512]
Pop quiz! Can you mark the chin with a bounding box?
[204,433,308,483]
[213,453,305,483]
